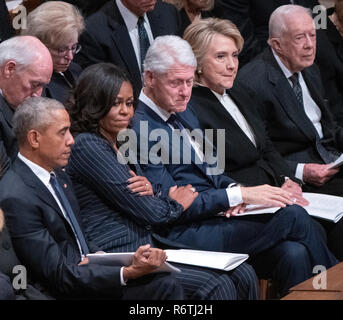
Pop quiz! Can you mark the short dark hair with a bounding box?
[67,63,132,135]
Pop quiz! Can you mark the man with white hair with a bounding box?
[131,35,337,297]
[0,36,53,179]
[237,5,343,259]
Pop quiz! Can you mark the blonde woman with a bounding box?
[22,1,85,103]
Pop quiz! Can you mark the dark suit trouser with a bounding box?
[0,272,15,300]
[122,272,184,300]
[174,262,258,300]
[167,205,337,296]
[302,171,343,261]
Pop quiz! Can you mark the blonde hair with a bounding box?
[183,17,244,81]
[22,1,84,48]
[165,0,214,11]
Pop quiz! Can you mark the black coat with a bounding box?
[188,85,295,187]
[0,95,17,179]
[0,158,124,299]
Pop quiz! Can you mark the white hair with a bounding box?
[143,35,197,76]
[0,36,41,72]
[269,5,313,39]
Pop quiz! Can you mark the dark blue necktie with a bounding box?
[167,114,184,130]
[50,173,89,255]
[137,16,150,72]
[289,73,304,108]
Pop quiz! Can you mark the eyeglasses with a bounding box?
[50,44,82,57]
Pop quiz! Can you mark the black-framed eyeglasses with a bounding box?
[51,44,82,57]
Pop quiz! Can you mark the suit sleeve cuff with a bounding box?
[295,163,305,182]
[120,267,127,286]
[226,184,243,207]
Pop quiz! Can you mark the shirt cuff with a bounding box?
[120,267,127,286]
[226,184,243,207]
[295,163,305,182]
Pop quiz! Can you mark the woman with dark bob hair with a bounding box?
[66,62,259,300]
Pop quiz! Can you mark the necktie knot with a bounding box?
[167,114,183,130]
[289,73,300,87]
[138,16,145,26]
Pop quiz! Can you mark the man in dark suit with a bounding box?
[0,96,183,300]
[0,0,14,43]
[237,5,343,197]
[236,5,343,257]
[212,0,319,66]
[131,35,337,296]
[76,0,181,97]
[0,36,53,179]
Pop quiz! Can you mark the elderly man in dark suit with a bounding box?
[76,0,181,97]
[237,4,343,258]
[0,96,184,300]
[131,35,337,297]
[0,36,53,179]
[213,0,319,66]
[237,5,343,197]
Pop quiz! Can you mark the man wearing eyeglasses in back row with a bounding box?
[0,36,53,180]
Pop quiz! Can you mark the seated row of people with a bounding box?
[0,3,343,299]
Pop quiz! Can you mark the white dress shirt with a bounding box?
[116,0,154,72]
[272,50,324,181]
[139,90,243,207]
[212,90,257,147]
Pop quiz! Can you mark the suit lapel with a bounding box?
[0,96,14,129]
[108,3,141,87]
[265,50,318,142]
[147,8,165,38]
[13,159,67,222]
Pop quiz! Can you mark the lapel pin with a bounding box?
[64,184,67,188]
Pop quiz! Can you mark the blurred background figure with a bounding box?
[315,0,343,125]
[166,0,214,35]
[22,1,85,103]
[0,0,14,43]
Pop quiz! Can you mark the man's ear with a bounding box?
[268,38,282,55]
[27,130,41,149]
[144,70,154,88]
[3,60,17,79]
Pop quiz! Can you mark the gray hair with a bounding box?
[143,35,197,76]
[22,1,84,48]
[0,36,43,72]
[13,97,65,146]
[269,5,313,39]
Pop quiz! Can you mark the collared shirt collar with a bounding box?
[18,152,52,187]
[272,48,295,79]
[116,0,148,32]
[139,89,173,122]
